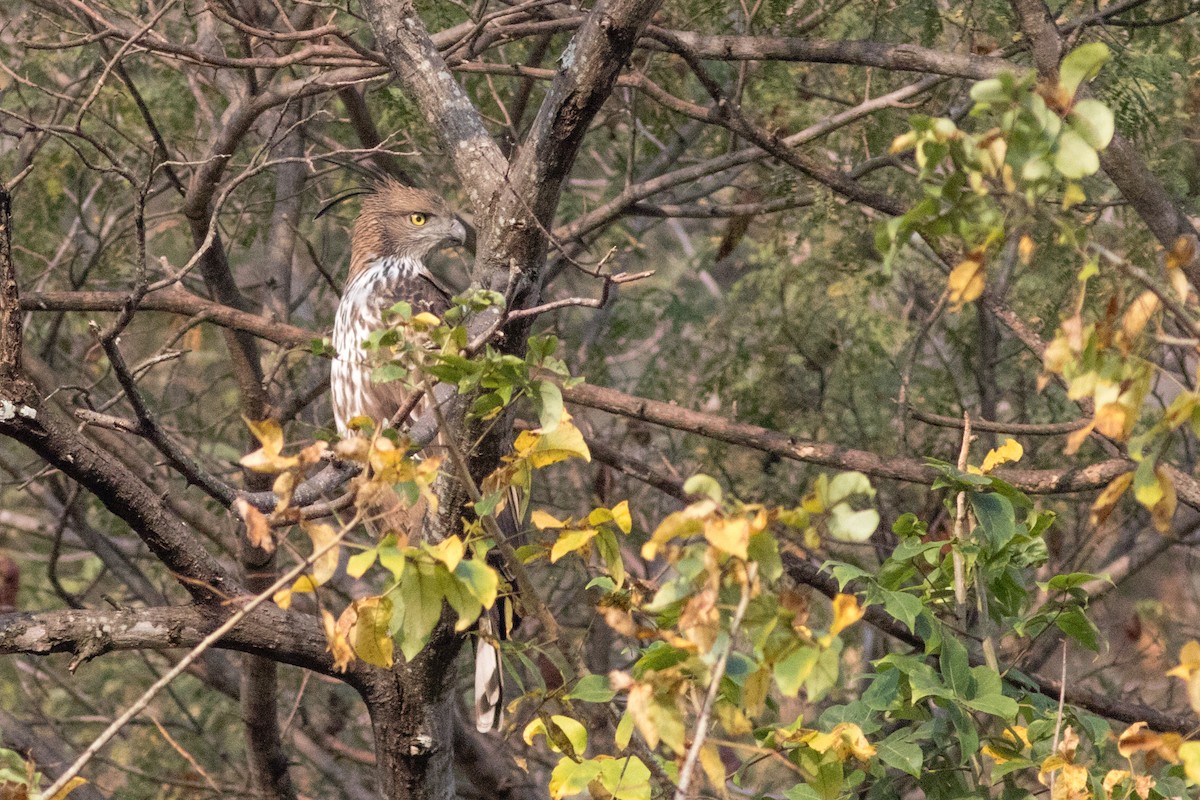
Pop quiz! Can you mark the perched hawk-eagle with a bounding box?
[331,180,505,733]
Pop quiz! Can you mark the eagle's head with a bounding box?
[349,180,466,278]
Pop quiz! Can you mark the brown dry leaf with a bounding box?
[1090,472,1133,526]
[322,608,354,672]
[234,497,273,553]
[1117,722,1159,758]
[780,586,811,631]
[1063,420,1095,455]
[1167,236,1196,272]
[1151,467,1177,534]
[1120,290,1160,345]
[679,585,719,653]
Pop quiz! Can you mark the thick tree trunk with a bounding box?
[364,619,464,800]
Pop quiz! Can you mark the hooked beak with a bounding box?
[447,218,467,247]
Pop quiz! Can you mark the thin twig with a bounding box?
[674,562,756,800]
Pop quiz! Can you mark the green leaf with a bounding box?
[535,381,564,433]
[454,558,499,609]
[1059,42,1110,97]
[683,474,723,502]
[876,730,923,777]
[862,667,901,711]
[371,362,408,384]
[1055,606,1100,651]
[969,78,1008,105]
[1068,99,1114,150]
[747,531,782,582]
[828,505,880,542]
[594,528,626,589]
[1042,572,1103,591]
[970,493,1016,551]
[939,635,973,699]
[596,757,651,800]
[944,702,979,766]
[879,590,923,633]
[378,535,406,579]
[391,563,444,661]
[827,471,875,504]
[963,668,1018,720]
[774,645,820,697]
[549,757,603,800]
[783,785,824,800]
[906,662,951,703]
[1054,129,1100,179]
[567,674,616,703]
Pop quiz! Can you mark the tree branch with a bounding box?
[563,381,1134,495]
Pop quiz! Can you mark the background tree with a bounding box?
[2,1,1200,799]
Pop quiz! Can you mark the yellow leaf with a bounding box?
[1090,472,1133,526]
[272,471,296,513]
[525,417,592,468]
[698,744,727,798]
[829,594,865,637]
[1103,770,1132,797]
[642,500,716,560]
[1121,290,1160,343]
[240,417,299,473]
[302,521,340,587]
[679,585,719,653]
[532,510,566,529]
[550,528,598,563]
[46,777,89,800]
[1182,741,1200,783]
[1063,420,1096,456]
[948,257,985,310]
[234,498,274,553]
[426,535,464,571]
[346,547,378,579]
[1167,641,1200,680]
[1093,402,1129,438]
[412,312,442,328]
[1018,235,1035,265]
[611,501,632,534]
[805,723,876,762]
[1167,236,1196,272]
[344,596,394,668]
[244,417,284,454]
[980,438,1023,473]
[704,516,750,560]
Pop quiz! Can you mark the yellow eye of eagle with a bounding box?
[409,212,427,226]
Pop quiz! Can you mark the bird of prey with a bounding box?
[330,180,506,732]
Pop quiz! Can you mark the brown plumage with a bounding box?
[331,181,506,732]
[332,181,465,434]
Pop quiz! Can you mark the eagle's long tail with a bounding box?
[474,488,522,732]
[474,608,504,733]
